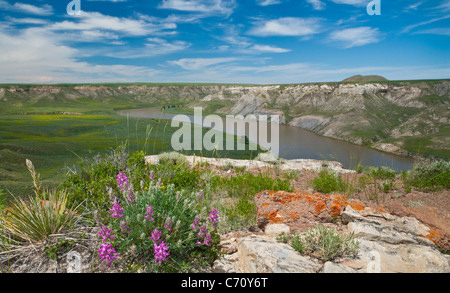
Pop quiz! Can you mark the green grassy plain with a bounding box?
[0,96,260,198]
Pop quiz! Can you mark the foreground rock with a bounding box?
[213,201,450,273]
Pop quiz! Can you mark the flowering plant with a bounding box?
[103,174,221,272]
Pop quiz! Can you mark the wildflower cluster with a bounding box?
[97,224,118,267]
[99,172,220,272]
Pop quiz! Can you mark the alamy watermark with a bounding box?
[170,107,280,159]
[367,0,381,16]
[67,1,380,16]
[67,0,81,16]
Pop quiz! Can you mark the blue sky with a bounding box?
[0,0,449,84]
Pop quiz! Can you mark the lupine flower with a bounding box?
[110,202,124,218]
[154,241,170,265]
[98,226,115,242]
[144,206,154,221]
[150,170,155,182]
[150,228,162,245]
[97,243,118,267]
[192,215,200,230]
[196,223,212,246]
[120,221,130,234]
[196,190,204,203]
[207,208,219,227]
[116,173,129,192]
[126,187,135,203]
[164,217,173,231]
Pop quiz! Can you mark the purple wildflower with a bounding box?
[120,221,130,234]
[207,208,219,228]
[196,223,212,246]
[97,243,118,267]
[150,228,162,245]
[150,170,155,182]
[154,241,170,265]
[98,226,115,242]
[164,217,173,231]
[116,173,129,192]
[126,188,135,203]
[110,202,124,218]
[192,215,200,230]
[144,206,155,221]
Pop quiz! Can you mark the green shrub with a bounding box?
[312,168,349,194]
[211,173,291,231]
[407,160,450,190]
[157,152,188,166]
[279,225,359,262]
[380,179,394,193]
[364,166,396,180]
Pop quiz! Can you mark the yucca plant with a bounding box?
[0,160,83,246]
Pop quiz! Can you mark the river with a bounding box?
[117,107,415,171]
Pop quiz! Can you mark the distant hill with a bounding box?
[343,75,388,82]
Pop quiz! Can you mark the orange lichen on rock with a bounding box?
[262,203,270,207]
[314,202,326,216]
[268,211,283,223]
[290,213,300,220]
[422,229,440,244]
[330,205,342,217]
[350,202,365,211]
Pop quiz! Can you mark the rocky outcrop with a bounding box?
[145,155,354,174]
[213,195,450,273]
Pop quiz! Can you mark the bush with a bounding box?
[0,188,82,245]
[312,168,349,194]
[364,166,396,180]
[0,160,83,246]
[279,225,359,262]
[407,160,450,190]
[211,173,292,231]
[157,152,188,166]
[100,174,221,272]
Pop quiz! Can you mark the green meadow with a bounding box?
[0,100,260,198]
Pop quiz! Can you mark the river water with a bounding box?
[117,107,415,171]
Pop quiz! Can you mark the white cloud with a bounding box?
[159,0,236,16]
[256,0,281,6]
[402,15,450,34]
[168,57,238,70]
[413,28,450,36]
[330,0,367,6]
[329,27,380,48]
[50,11,176,37]
[0,26,160,83]
[0,1,53,15]
[248,17,322,37]
[98,38,191,59]
[250,44,290,53]
[306,0,326,10]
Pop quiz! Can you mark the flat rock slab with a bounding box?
[236,236,322,273]
[145,155,354,174]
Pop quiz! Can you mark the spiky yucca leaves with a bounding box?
[0,160,83,246]
[0,189,82,245]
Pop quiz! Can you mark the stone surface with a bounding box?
[321,262,358,273]
[264,224,290,237]
[212,203,450,274]
[235,236,322,273]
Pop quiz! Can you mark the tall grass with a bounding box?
[0,160,83,246]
